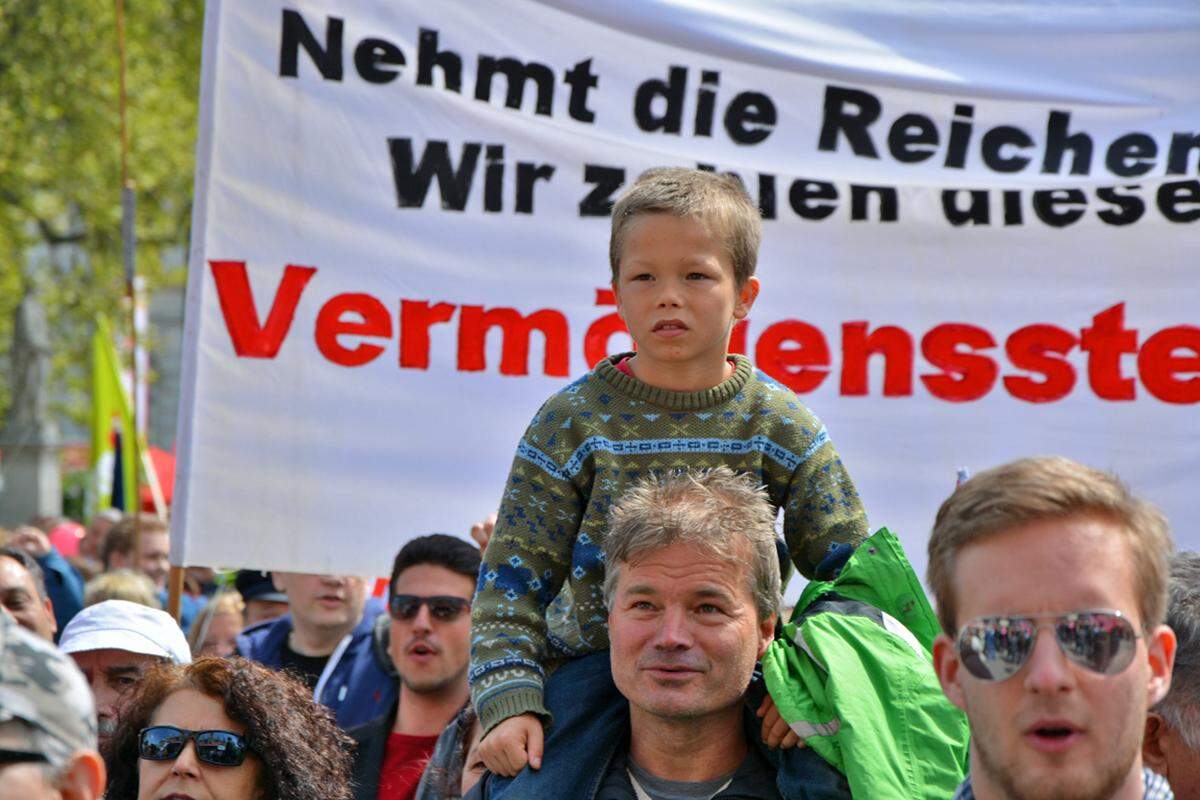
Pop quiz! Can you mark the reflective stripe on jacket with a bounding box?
[762,527,970,799]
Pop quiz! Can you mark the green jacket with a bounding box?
[762,528,969,799]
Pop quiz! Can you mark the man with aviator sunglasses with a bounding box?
[928,456,1177,800]
[350,534,481,800]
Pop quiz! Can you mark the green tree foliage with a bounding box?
[0,0,203,427]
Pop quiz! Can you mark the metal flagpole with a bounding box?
[115,0,182,620]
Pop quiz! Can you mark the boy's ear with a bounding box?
[734,277,761,320]
[611,280,625,321]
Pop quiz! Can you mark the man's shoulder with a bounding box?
[347,709,392,747]
[235,613,292,662]
[741,366,824,419]
[534,368,612,414]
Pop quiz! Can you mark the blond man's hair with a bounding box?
[609,167,762,287]
[83,569,161,609]
[927,456,1172,636]
[602,466,781,621]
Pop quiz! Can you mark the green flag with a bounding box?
[90,314,137,513]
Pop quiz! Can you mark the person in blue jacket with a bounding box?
[236,571,397,730]
[8,524,84,636]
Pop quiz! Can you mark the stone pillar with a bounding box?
[0,286,62,527]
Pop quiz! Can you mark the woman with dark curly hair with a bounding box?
[103,656,353,800]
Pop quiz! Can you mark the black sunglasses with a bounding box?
[0,748,49,765]
[388,594,471,622]
[956,609,1140,682]
[138,725,252,767]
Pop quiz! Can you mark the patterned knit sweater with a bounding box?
[468,353,868,732]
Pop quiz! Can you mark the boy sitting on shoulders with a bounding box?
[470,167,868,797]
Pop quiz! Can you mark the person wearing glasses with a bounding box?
[350,534,480,800]
[0,611,105,800]
[928,456,1177,800]
[102,656,353,800]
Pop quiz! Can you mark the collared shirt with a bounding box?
[952,768,1173,799]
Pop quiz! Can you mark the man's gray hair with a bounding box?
[602,467,781,621]
[0,546,48,600]
[1154,551,1200,750]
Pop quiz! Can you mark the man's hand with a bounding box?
[10,525,52,558]
[757,694,802,749]
[478,713,544,776]
[470,513,497,555]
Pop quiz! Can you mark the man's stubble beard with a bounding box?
[401,664,467,696]
[970,717,1141,800]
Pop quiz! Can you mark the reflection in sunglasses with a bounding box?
[138,726,251,767]
[957,609,1139,682]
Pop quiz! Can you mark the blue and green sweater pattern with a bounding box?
[469,353,868,733]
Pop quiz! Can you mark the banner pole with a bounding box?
[115,0,143,553]
[167,565,185,623]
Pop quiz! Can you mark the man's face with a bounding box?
[387,564,474,694]
[69,648,161,746]
[0,762,55,800]
[1144,712,1200,800]
[108,531,171,590]
[613,213,759,383]
[80,516,115,561]
[272,572,368,635]
[608,540,774,724]
[0,721,53,800]
[194,612,242,659]
[933,516,1175,800]
[0,557,55,641]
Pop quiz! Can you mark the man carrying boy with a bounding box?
[470,168,867,794]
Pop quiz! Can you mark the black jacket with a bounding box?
[349,706,396,800]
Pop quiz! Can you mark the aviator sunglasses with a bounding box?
[138,726,252,767]
[389,594,471,622]
[956,609,1140,682]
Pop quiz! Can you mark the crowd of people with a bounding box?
[1,168,1198,799]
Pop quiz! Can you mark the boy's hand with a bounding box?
[478,713,544,776]
[757,694,802,749]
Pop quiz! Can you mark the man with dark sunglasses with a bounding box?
[350,533,480,800]
[0,611,105,799]
[928,456,1177,800]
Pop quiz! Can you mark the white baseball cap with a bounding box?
[59,600,192,664]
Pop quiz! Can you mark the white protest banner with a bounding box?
[174,0,1200,590]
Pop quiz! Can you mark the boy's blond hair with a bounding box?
[609,167,762,286]
[927,455,1172,636]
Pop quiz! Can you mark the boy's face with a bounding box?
[613,213,759,385]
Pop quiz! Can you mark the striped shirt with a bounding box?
[951,768,1173,799]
